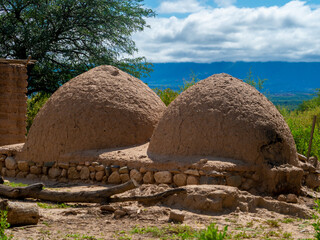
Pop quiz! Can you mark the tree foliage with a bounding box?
[0,0,154,94]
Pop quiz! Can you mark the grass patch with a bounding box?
[37,202,72,209]
[65,233,102,240]
[265,219,280,228]
[3,182,28,188]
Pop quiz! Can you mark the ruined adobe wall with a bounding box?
[0,63,28,146]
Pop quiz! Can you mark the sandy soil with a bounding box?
[3,180,317,240]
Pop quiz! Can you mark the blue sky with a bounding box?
[132,0,320,62]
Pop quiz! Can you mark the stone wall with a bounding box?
[0,63,28,146]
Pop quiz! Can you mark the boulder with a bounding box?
[154,171,172,184]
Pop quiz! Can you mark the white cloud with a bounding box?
[214,0,236,8]
[133,1,320,62]
[158,0,203,13]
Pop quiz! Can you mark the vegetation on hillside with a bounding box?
[279,89,320,159]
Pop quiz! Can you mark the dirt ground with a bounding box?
[3,179,317,240]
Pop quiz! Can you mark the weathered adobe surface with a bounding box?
[17,65,166,163]
[0,63,28,146]
[148,73,298,168]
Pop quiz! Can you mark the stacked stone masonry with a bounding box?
[0,63,27,145]
[1,153,318,195]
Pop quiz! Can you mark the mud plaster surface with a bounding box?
[4,178,317,240]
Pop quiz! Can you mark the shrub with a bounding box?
[196,223,228,240]
[27,92,50,132]
[0,210,12,240]
[280,104,320,159]
[154,72,199,106]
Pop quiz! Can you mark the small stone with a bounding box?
[6,169,16,177]
[130,169,142,182]
[17,161,29,172]
[1,168,6,176]
[111,165,120,172]
[208,170,223,177]
[61,169,67,177]
[169,210,185,223]
[114,210,126,218]
[143,171,154,184]
[68,167,80,179]
[44,161,55,167]
[120,173,130,183]
[139,167,147,174]
[186,176,199,185]
[58,177,68,183]
[90,172,95,180]
[69,163,76,167]
[89,166,95,172]
[173,174,187,186]
[41,175,49,182]
[5,157,17,170]
[85,161,90,166]
[80,167,90,180]
[287,194,298,203]
[199,159,208,164]
[29,166,42,175]
[76,165,82,171]
[170,169,180,174]
[78,162,85,166]
[42,166,48,175]
[28,161,36,166]
[154,171,172,184]
[241,179,254,190]
[119,166,129,174]
[95,171,105,181]
[184,169,200,176]
[0,155,6,161]
[36,162,44,167]
[91,162,99,167]
[102,176,108,183]
[95,165,105,172]
[108,171,121,184]
[16,171,28,178]
[278,194,286,202]
[226,175,242,187]
[199,170,205,176]
[252,173,260,181]
[101,205,116,212]
[26,174,38,180]
[48,167,61,179]
[306,174,320,189]
[105,167,111,175]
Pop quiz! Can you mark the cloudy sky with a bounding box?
[132,0,320,63]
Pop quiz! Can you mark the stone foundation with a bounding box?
[1,143,317,195]
[0,61,28,145]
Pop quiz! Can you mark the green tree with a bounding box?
[243,68,267,92]
[0,0,154,94]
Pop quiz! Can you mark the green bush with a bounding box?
[279,100,320,159]
[196,223,228,240]
[154,72,199,106]
[0,210,12,240]
[27,92,51,132]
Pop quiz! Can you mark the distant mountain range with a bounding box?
[141,62,320,94]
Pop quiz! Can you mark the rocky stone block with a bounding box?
[5,157,17,170]
[154,171,172,184]
[173,173,187,186]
